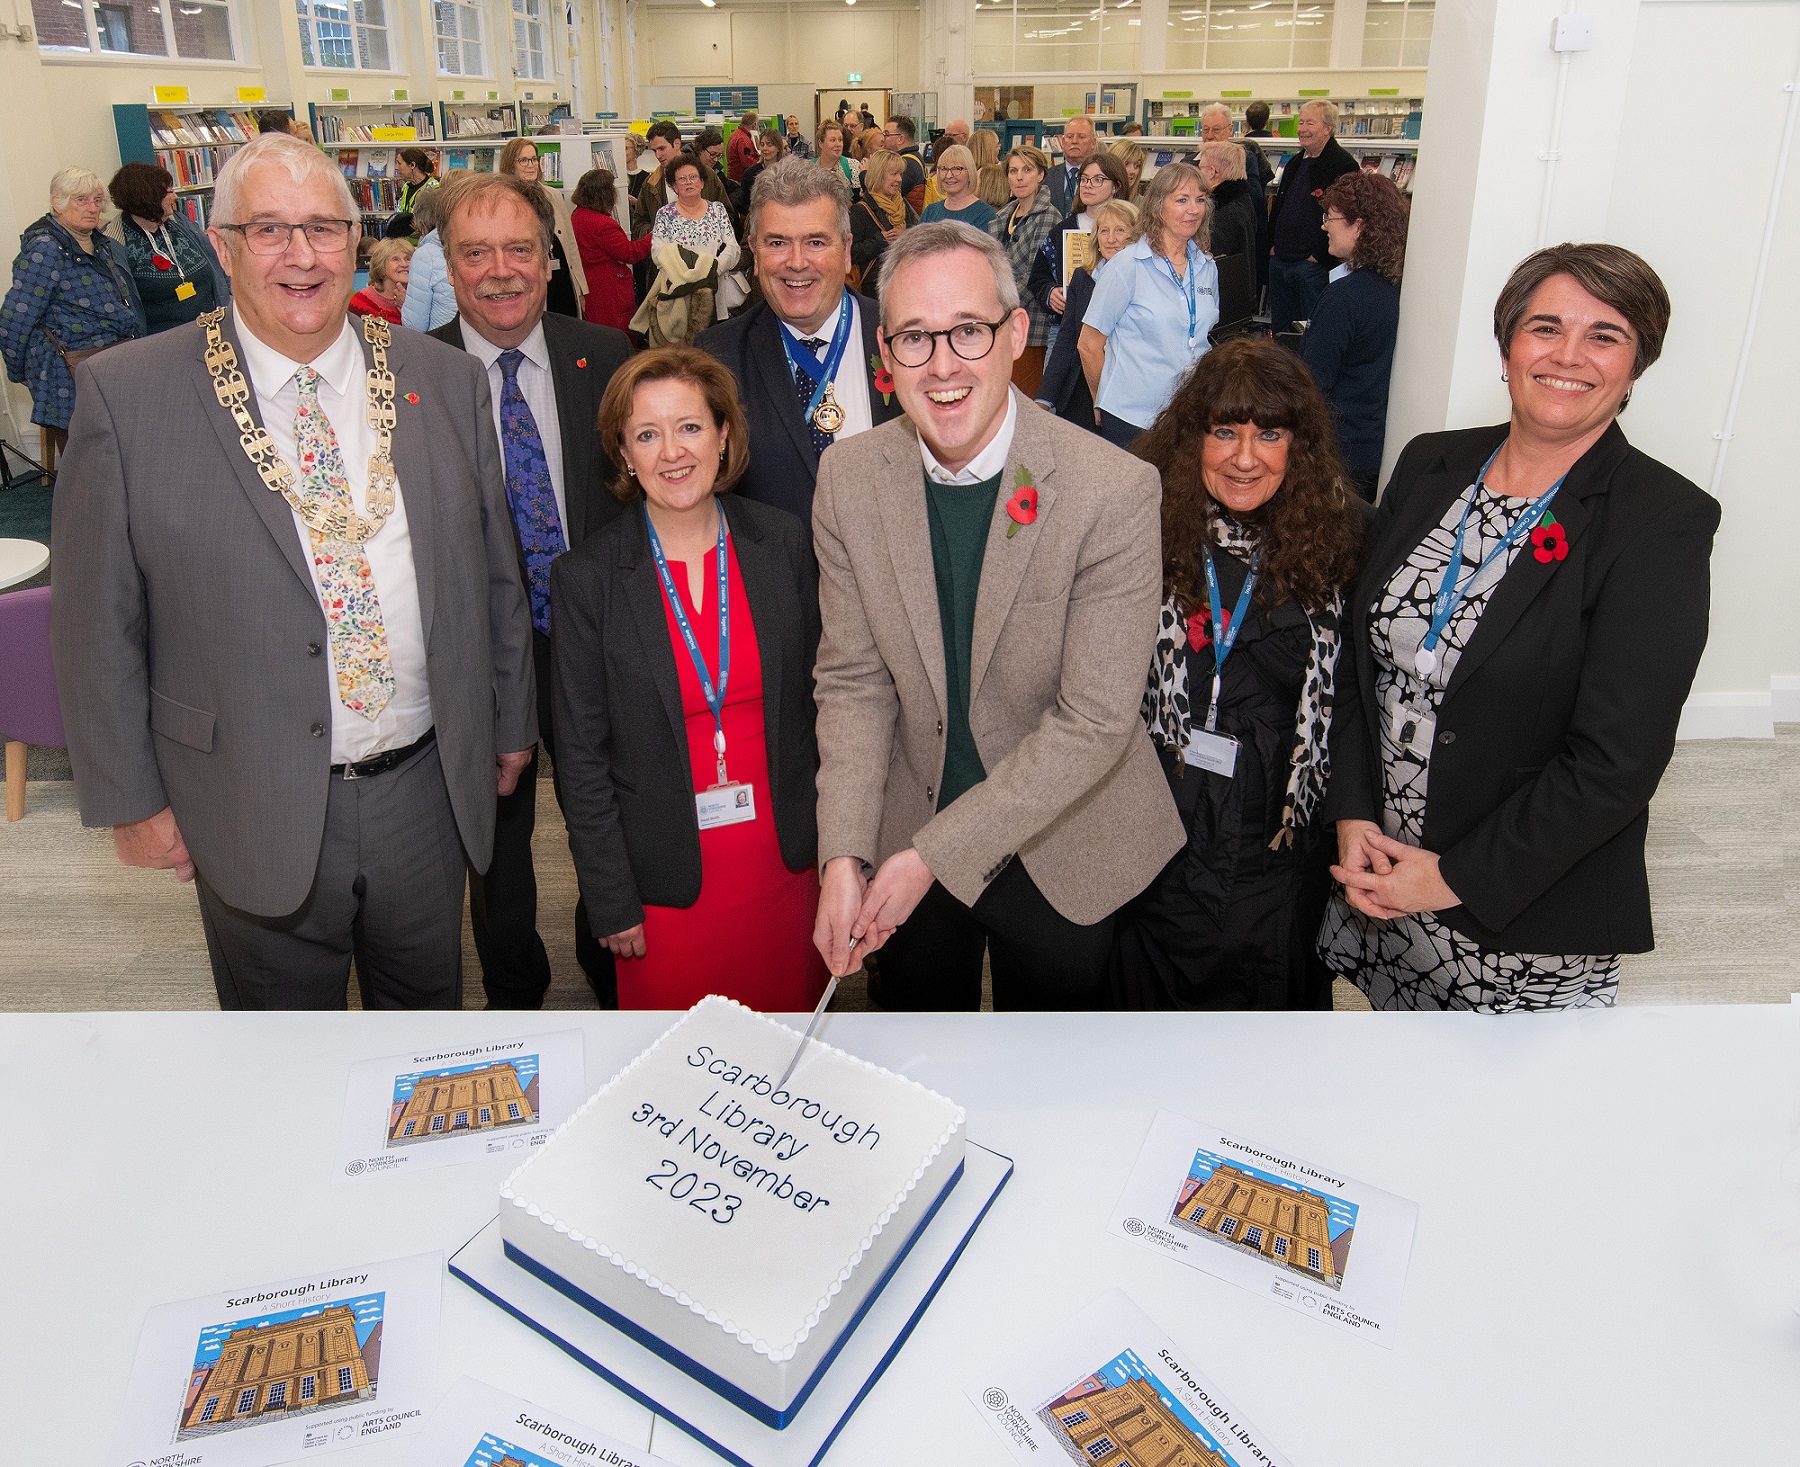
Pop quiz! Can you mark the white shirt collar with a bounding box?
[777,293,855,359]
[920,391,1018,485]
[460,316,550,373]
[234,307,363,399]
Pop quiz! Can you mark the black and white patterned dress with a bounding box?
[1317,484,1621,1011]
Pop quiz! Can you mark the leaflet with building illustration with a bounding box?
[966,1289,1295,1467]
[411,1376,662,1467]
[336,1029,585,1182]
[111,1251,441,1467]
[1107,1110,1418,1344]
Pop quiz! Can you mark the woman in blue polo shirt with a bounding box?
[1078,161,1219,448]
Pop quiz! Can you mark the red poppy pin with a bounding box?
[1187,602,1230,652]
[1530,513,1569,563]
[870,352,894,405]
[575,357,588,369]
[405,392,420,404]
[1005,466,1038,538]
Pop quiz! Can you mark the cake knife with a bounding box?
[774,975,839,1092]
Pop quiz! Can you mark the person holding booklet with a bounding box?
[1025,151,1129,335]
[1036,198,1137,430]
[550,348,828,1012]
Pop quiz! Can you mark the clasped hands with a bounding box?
[812,849,935,977]
[1331,818,1460,919]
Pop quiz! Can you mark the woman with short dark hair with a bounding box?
[1300,172,1411,500]
[988,144,1059,394]
[103,160,229,332]
[551,347,826,1009]
[1115,339,1364,1009]
[571,168,653,332]
[1320,243,1718,1011]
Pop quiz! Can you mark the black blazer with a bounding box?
[1036,265,1097,419]
[549,494,821,935]
[429,311,634,552]
[850,191,919,282]
[1324,423,1720,955]
[1269,135,1360,266]
[696,294,902,523]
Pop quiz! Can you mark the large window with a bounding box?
[1166,1,1333,69]
[513,0,546,80]
[435,0,485,75]
[974,0,1140,73]
[34,0,238,59]
[1362,0,1431,67]
[296,0,392,70]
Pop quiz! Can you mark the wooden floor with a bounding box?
[2,729,1794,1012]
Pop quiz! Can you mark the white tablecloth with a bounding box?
[0,537,48,589]
[3,1007,1794,1465]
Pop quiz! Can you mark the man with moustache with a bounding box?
[810,221,1181,1009]
[50,131,536,1007]
[430,171,633,1009]
[697,158,901,524]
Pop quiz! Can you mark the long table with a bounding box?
[4,1006,1794,1465]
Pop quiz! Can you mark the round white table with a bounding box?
[0,537,48,589]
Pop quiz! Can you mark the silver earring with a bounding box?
[1501,371,1509,383]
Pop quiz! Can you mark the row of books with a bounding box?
[1360,152,1417,191]
[337,147,407,178]
[147,109,267,147]
[174,194,210,227]
[315,110,438,144]
[347,177,410,213]
[446,109,514,138]
[155,144,242,189]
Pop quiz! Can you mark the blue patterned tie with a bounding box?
[496,349,565,636]
[790,337,834,458]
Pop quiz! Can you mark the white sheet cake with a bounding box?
[499,995,966,1418]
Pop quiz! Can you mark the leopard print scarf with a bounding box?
[1142,513,1342,847]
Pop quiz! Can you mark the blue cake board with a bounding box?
[449,1141,1013,1467]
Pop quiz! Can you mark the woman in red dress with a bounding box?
[551,347,828,1011]
[570,168,652,333]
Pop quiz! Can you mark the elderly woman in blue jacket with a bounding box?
[0,166,146,458]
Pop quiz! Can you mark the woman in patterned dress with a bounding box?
[650,154,741,339]
[1114,339,1364,1009]
[1319,244,1720,1011]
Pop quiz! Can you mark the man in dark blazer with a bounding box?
[430,171,634,1009]
[1045,115,1098,217]
[1267,99,1360,335]
[698,157,902,525]
[50,133,536,1009]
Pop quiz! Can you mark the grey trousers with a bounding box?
[197,739,467,1010]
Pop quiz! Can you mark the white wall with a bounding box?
[637,3,922,95]
[1388,0,1800,735]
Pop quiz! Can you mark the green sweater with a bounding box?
[924,468,1004,810]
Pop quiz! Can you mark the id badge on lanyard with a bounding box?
[644,505,757,829]
[1181,544,1259,779]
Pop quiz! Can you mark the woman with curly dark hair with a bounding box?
[1113,337,1364,1010]
[1301,172,1410,499]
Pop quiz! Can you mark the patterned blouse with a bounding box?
[653,200,736,259]
[1317,482,1622,1012]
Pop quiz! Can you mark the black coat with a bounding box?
[429,311,635,553]
[1324,423,1721,955]
[1269,135,1360,266]
[549,494,822,934]
[696,294,902,523]
[1036,265,1098,421]
[1300,267,1401,479]
[1026,209,1087,314]
[1205,178,1262,321]
[849,191,918,283]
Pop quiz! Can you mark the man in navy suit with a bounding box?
[698,157,903,524]
[429,171,633,1009]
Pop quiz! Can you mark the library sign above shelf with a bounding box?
[153,86,189,104]
[237,87,266,104]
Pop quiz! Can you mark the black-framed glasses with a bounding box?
[218,220,356,255]
[883,315,1014,368]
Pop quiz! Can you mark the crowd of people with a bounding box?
[5,109,1720,1018]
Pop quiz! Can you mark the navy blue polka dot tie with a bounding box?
[791,337,834,458]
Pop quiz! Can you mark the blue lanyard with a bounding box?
[778,291,853,425]
[1158,242,1201,346]
[1418,442,1565,670]
[644,504,732,785]
[1200,543,1259,730]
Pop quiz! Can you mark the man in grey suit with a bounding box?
[811,221,1183,1009]
[51,132,536,1009]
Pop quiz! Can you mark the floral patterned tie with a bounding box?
[497,348,566,636]
[293,366,394,719]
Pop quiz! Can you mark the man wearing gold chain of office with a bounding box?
[51,131,537,1008]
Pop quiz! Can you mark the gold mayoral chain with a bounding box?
[200,307,398,544]
[812,382,846,435]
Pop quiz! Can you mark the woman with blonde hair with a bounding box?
[1079,161,1218,446]
[976,163,1010,210]
[1109,139,1148,201]
[969,127,1001,172]
[498,136,587,317]
[918,144,995,232]
[988,143,1058,394]
[1037,197,1137,428]
[850,149,917,290]
[349,237,413,323]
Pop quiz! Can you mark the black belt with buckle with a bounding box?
[331,726,436,781]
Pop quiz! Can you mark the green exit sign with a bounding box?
[847,72,862,84]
